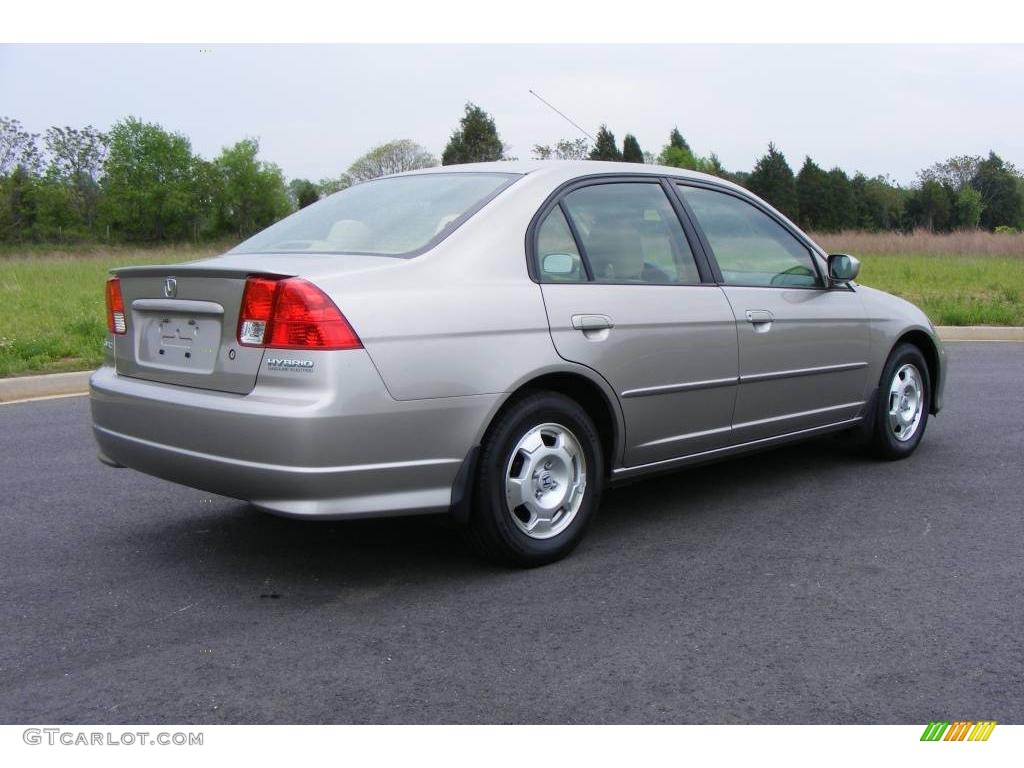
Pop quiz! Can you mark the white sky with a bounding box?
[1,44,1022,185]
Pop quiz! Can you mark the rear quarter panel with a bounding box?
[319,173,568,402]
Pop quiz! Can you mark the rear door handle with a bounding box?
[571,314,614,331]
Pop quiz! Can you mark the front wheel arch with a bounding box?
[894,330,941,415]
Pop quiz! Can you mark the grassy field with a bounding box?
[0,243,231,377]
[1,231,1023,377]
[812,230,1024,327]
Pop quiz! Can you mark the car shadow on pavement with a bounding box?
[597,433,873,531]
[102,433,874,597]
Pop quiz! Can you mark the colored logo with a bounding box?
[920,721,997,742]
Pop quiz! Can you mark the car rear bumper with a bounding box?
[90,353,499,519]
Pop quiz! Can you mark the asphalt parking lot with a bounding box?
[1,342,1021,724]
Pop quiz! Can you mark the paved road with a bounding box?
[1,343,1021,724]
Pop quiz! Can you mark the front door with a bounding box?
[676,183,870,443]
[533,180,739,467]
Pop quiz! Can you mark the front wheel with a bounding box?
[466,391,604,567]
[869,343,931,460]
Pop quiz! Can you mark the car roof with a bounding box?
[401,159,720,182]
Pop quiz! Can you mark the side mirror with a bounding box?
[542,252,576,276]
[828,253,860,283]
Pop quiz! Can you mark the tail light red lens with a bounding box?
[237,276,279,346]
[237,276,362,350]
[105,277,126,335]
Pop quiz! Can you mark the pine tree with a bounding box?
[622,134,644,163]
[824,168,854,231]
[795,156,829,231]
[668,127,691,153]
[588,125,622,161]
[747,143,799,221]
[658,127,696,170]
[441,103,505,165]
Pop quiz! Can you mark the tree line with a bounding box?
[2,103,1022,245]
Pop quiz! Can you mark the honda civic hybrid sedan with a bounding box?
[91,160,946,566]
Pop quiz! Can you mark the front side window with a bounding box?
[678,185,822,288]
[559,183,701,285]
[231,172,517,256]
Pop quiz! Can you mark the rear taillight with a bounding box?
[237,276,362,350]
[237,276,278,346]
[105,277,126,335]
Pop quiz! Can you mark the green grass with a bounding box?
[856,252,1024,327]
[0,244,227,377]
[1,238,1023,378]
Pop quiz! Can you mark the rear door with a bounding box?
[676,183,869,443]
[534,178,738,467]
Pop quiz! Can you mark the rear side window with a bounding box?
[561,183,701,285]
[679,185,821,288]
[231,172,517,257]
[535,206,588,282]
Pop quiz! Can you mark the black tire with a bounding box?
[465,391,604,567]
[868,342,931,460]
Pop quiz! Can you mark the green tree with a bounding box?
[952,186,983,230]
[905,179,952,231]
[317,175,352,196]
[850,173,903,231]
[532,138,590,160]
[824,168,855,231]
[668,127,691,153]
[796,157,829,230]
[441,103,505,165]
[657,127,696,169]
[212,138,290,238]
[747,143,799,221]
[0,166,40,241]
[288,178,320,210]
[695,153,726,177]
[43,125,108,231]
[347,139,437,182]
[918,155,982,191]
[190,156,221,239]
[0,117,41,175]
[622,134,644,163]
[588,125,622,161]
[971,151,1023,230]
[101,117,197,241]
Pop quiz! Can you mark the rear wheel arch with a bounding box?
[492,372,621,476]
[450,370,622,526]
[894,330,940,414]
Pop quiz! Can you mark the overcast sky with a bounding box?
[2,44,1021,184]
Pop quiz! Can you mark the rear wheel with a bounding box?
[869,343,930,460]
[466,391,603,567]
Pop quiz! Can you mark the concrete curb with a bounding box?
[0,371,93,404]
[935,325,1024,342]
[1,326,1021,405]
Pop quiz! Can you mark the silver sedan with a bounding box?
[91,161,946,566]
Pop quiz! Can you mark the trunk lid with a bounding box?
[111,252,396,394]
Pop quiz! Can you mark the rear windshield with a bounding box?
[230,172,518,256]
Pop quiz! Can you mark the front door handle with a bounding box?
[571,314,614,331]
[745,309,774,333]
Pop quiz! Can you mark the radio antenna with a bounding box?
[528,89,596,143]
